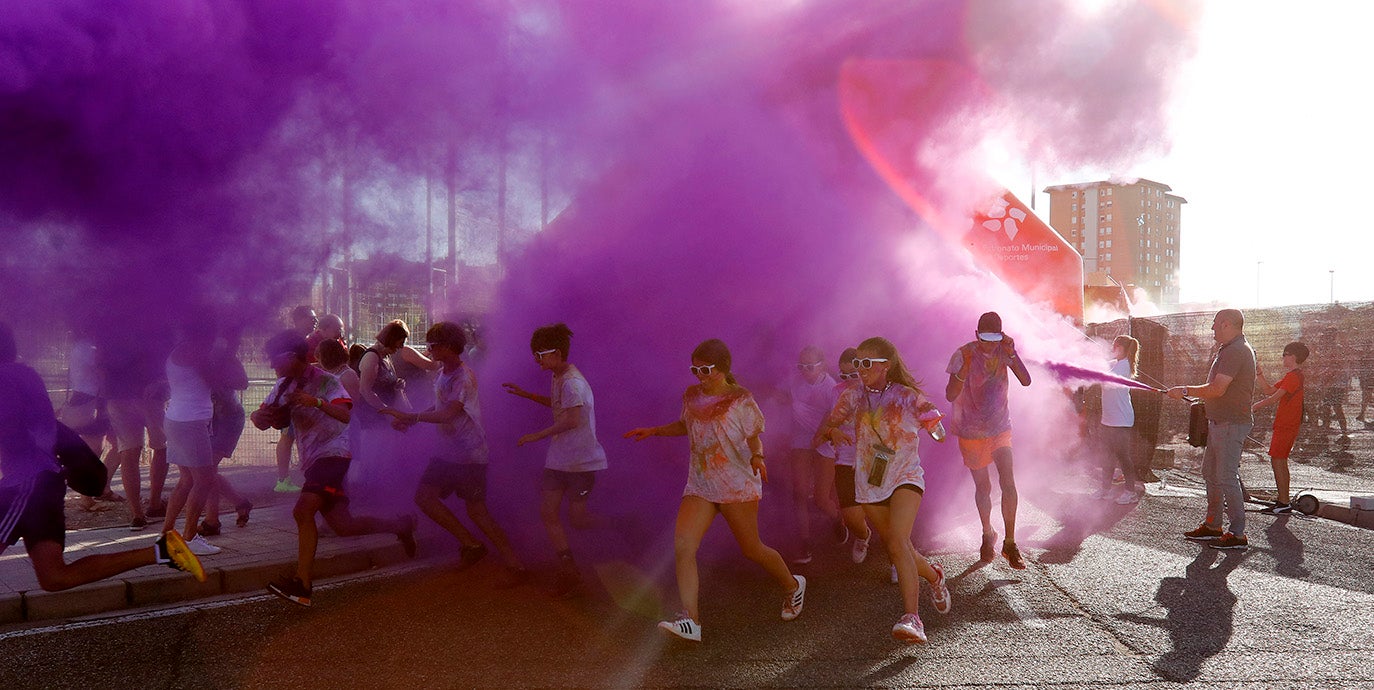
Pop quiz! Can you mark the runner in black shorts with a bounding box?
[255,331,417,608]
[388,322,527,588]
[504,323,609,598]
[0,322,205,590]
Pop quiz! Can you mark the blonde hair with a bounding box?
[1113,335,1140,378]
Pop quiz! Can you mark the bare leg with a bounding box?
[26,540,155,592]
[811,453,840,522]
[415,484,480,547]
[970,466,995,536]
[1272,456,1291,504]
[276,433,293,482]
[672,496,718,622]
[291,493,323,587]
[718,501,797,590]
[118,447,146,521]
[465,501,522,569]
[787,449,814,549]
[993,449,1018,542]
[160,466,194,535]
[864,490,936,615]
[148,447,169,511]
[539,488,571,554]
[178,465,216,539]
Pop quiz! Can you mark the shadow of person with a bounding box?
[1116,547,1249,683]
[1264,515,1309,579]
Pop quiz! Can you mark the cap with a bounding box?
[976,312,1003,342]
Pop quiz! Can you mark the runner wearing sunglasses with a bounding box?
[945,311,1033,569]
[816,337,951,644]
[502,323,608,598]
[625,339,805,643]
[785,346,842,564]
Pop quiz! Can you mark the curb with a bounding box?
[0,535,447,626]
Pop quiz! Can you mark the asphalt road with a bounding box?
[3,478,1372,689]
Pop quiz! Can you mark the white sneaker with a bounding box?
[929,563,952,614]
[658,613,701,642]
[892,612,927,644]
[889,565,898,584]
[1090,487,1112,500]
[187,534,222,556]
[781,575,806,621]
[1115,489,1141,505]
[851,533,871,564]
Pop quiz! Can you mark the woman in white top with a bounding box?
[1095,335,1140,504]
[161,325,223,555]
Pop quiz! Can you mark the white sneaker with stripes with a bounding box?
[658,613,701,642]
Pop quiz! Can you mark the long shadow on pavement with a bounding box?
[1115,547,1249,683]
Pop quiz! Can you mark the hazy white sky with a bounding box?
[1013,1,1373,309]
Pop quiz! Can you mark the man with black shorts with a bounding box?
[388,321,527,587]
[254,331,416,607]
[0,322,204,590]
[503,323,608,598]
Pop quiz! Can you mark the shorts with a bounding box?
[0,472,67,548]
[211,407,246,459]
[302,456,352,512]
[165,419,213,468]
[957,430,1013,471]
[107,398,167,453]
[542,469,596,498]
[420,460,487,503]
[1269,426,1299,459]
[870,483,923,507]
[834,465,858,509]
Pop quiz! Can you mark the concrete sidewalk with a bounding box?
[0,465,440,626]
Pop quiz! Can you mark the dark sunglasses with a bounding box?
[689,364,717,377]
[852,357,889,370]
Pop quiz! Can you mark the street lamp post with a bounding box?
[1330,269,1335,304]
[1256,260,1262,308]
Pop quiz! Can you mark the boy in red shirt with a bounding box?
[1252,341,1309,515]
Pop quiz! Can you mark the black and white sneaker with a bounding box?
[658,613,701,642]
[267,577,312,607]
[1260,502,1292,515]
[781,575,806,621]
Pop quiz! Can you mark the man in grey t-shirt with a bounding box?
[1167,309,1257,549]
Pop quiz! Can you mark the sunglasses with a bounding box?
[851,357,889,370]
[839,371,859,380]
[796,362,822,371]
[533,349,558,360]
[689,364,717,377]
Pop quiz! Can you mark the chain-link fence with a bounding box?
[1086,302,1373,458]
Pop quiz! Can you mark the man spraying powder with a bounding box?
[945,312,1033,569]
[503,323,609,598]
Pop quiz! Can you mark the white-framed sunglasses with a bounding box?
[852,357,889,370]
[689,364,717,377]
[796,362,823,371]
[839,371,860,381]
[533,349,558,360]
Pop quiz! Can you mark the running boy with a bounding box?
[387,321,528,587]
[255,331,417,607]
[503,323,609,598]
[1253,341,1309,514]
